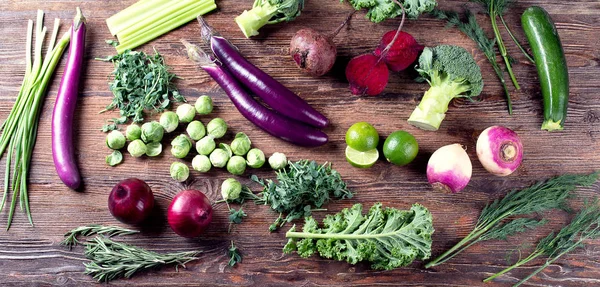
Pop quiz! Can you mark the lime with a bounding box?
[383,130,419,166]
[345,122,379,152]
[345,146,379,168]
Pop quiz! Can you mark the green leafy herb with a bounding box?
[485,200,600,286]
[341,0,436,22]
[425,172,599,268]
[84,236,200,282]
[61,225,139,249]
[284,203,434,270]
[251,160,353,231]
[98,49,184,126]
[228,207,247,233]
[101,116,127,133]
[228,241,242,267]
[430,8,514,114]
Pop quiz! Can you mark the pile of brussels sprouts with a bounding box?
[105,95,288,182]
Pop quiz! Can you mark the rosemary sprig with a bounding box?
[431,8,513,114]
[425,172,599,268]
[61,224,139,249]
[485,200,600,286]
[84,236,200,282]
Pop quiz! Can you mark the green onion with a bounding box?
[0,10,70,229]
[105,0,217,54]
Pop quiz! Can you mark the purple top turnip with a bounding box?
[427,144,472,193]
[476,126,523,176]
[290,11,354,76]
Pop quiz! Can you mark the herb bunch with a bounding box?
[228,241,242,267]
[425,172,599,268]
[84,236,200,282]
[61,224,139,248]
[98,48,184,128]
[431,8,514,113]
[251,160,353,231]
[284,203,434,270]
[485,200,600,286]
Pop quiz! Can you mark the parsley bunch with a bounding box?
[98,48,184,129]
[251,160,353,231]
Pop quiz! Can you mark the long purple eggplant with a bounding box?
[197,16,329,129]
[52,8,86,190]
[182,40,328,147]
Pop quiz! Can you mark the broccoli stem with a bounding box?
[235,2,279,38]
[408,83,467,131]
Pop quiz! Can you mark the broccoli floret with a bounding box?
[235,0,305,38]
[407,45,483,131]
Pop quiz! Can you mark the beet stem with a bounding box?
[329,10,356,40]
[379,0,406,59]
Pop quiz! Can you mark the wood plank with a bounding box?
[0,0,599,286]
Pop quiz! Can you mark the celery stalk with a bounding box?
[106,0,171,36]
[115,1,216,53]
[116,0,203,41]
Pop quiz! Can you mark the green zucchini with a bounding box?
[522,6,569,131]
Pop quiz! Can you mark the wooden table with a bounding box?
[1,0,599,286]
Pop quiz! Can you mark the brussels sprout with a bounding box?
[159,111,179,133]
[127,139,147,157]
[106,130,126,150]
[170,162,190,182]
[145,142,162,157]
[195,95,213,115]
[141,121,164,143]
[231,132,251,156]
[207,118,227,138]
[176,103,196,123]
[196,135,216,155]
[221,178,242,201]
[186,120,206,141]
[192,155,211,172]
[125,124,142,141]
[106,150,123,166]
[209,148,230,168]
[269,152,288,170]
[227,156,247,175]
[220,143,233,158]
[246,148,265,168]
[170,134,192,158]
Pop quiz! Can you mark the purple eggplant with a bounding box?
[52,8,86,189]
[197,16,329,129]
[182,40,328,147]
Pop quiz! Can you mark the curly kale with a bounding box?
[284,203,434,270]
[342,0,437,22]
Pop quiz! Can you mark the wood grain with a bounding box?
[0,0,599,286]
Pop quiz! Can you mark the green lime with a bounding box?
[345,122,379,152]
[383,130,419,166]
[345,146,379,168]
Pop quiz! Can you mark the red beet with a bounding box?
[345,54,389,96]
[374,31,423,72]
[290,28,337,76]
[290,11,354,76]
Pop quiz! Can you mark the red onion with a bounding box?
[108,178,154,224]
[168,189,213,238]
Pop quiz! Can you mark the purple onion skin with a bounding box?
[207,33,329,129]
[52,9,85,190]
[168,190,213,238]
[202,64,328,147]
[427,144,472,193]
[108,178,154,225]
[476,126,523,176]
